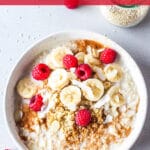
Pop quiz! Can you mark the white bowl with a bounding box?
[4,31,147,150]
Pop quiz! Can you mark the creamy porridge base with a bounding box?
[15,40,139,150]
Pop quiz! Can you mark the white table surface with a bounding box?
[0,6,150,150]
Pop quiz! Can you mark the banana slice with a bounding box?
[46,46,73,69]
[93,66,106,81]
[72,79,94,99]
[104,64,123,82]
[60,85,81,111]
[108,86,125,107]
[75,52,85,64]
[48,69,69,91]
[84,54,100,67]
[17,77,37,99]
[83,79,104,101]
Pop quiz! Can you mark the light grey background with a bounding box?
[0,6,149,150]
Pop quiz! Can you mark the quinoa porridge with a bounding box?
[15,39,139,150]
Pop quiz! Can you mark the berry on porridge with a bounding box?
[100,48,117,64]
[75,64,92,80]
[15,39,139,150]
[75,109,91,127]
[32,63,51,80]
[63,54,78,69]
[29,94,43,112]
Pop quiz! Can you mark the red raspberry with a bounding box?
[100,48,117,64]
[75,64,92,80]
[29,94,43,112]
[32,63,51,80]
[64,0,79,9]
[75,109,91,127]
[63,54,78,69]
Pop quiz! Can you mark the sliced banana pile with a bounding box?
[104,64,123,82]
[45,46,73,69]
[108,86,125,107]
[83,79,104,101]
[93,85,125,109]
[60,85,81,111]
[72,79,104,102]
[48,69,69,91]
[17,77,37,99]
[16,41,126,119]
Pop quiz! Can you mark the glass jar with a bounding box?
[100,5,149,27]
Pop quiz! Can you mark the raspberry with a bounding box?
[75,64,92,80]
[63,54,78,69]
[100,48,117,64]
[32,63,51,80]
[29,94,43,112]
[64,0,79,9]
[75,109,91,127]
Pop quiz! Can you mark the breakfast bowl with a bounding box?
[4,31,147,150]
